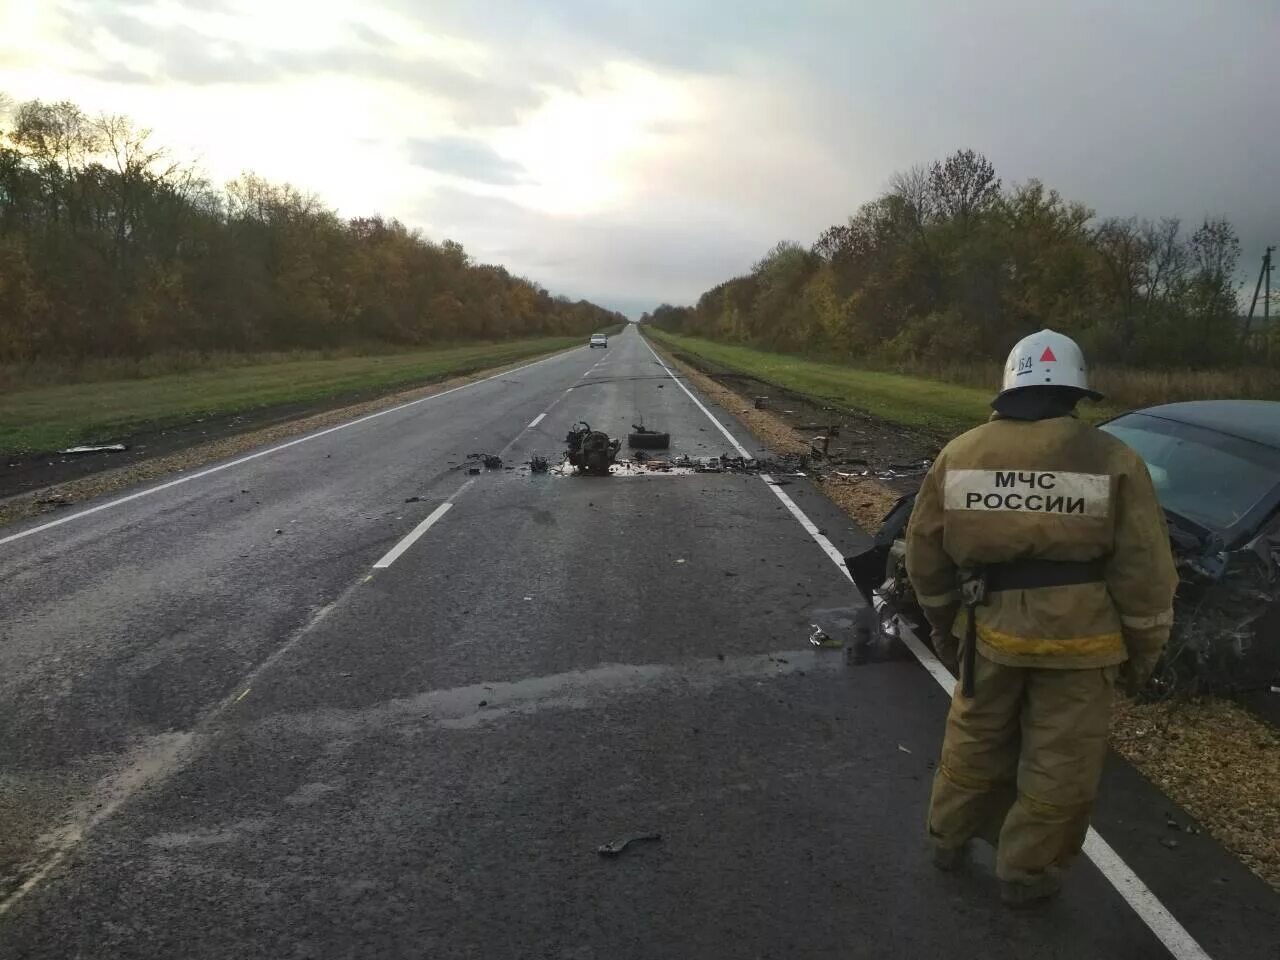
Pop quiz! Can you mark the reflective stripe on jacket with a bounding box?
[905,415,1178,670]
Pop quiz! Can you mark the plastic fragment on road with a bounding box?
[898,744,912,754]
[597,833,662,857]
[60,444,127,454]
[809,624,843,648]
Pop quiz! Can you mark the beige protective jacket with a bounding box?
[905,415,1178,672]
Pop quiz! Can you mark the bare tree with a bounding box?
[1140,217,1187,310]
[887,163,934,226]
[927,149,1001,226]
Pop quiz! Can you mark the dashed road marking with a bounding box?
[372,503,454,569]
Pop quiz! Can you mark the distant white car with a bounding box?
[589,334,608,348]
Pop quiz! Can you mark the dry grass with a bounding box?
[1112,697,1280,891]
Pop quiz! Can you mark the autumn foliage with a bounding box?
[646,150,1267,371]
[0,96,623,364]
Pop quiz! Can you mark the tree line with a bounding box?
[0,95,624,364]
[646,149,1266,369]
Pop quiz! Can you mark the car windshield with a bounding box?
[1102,413,1280,535]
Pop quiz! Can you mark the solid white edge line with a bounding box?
[639,331,1213,960]
[372,502,453,569]
[0,347,582,548]
[640,338,750,456]
[527,413,547,429]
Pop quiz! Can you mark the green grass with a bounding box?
[646,329,1120,437]
[0,336,580,455]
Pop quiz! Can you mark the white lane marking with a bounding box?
[641,338,750,456]
[0,347,584,548]
[527,413,547,429]
[759,474,852,580]
[639,333,1213,960]
[372,502,453,569]
[1081,833,1211,960]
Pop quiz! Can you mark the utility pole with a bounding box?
[1267,245,1273,331]
[1246,246,1275,359]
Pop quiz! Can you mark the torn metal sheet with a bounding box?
[60,444,127,455]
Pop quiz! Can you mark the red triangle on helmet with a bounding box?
[1039,346,1057,362]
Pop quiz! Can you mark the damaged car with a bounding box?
[847,400,1280,698]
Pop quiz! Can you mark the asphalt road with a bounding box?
[0,327,1275,959]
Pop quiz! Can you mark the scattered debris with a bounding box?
[274,528,283,535]
[468,466,481,475]
[627,424,670,449]
[597,833,663,857]
[1160,838,1181,850]
[809,625,843,649]
[898,744,913,755]
[529,455,549,474]
[60,443,128,455]
[478,700,489,707]
[468,453,503,470]
[675,558,686,564]
[404,496,424,503]
[565,422,621,475]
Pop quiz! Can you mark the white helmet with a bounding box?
[998,329,1101,400]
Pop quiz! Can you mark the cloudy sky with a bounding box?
[2,0,1276,315]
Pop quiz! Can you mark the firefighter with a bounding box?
[905,329,1178,907]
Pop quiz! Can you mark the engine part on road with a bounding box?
[565,422,621,475]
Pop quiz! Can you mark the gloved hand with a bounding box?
[932,629,960,675]
[1120,657,1157,698]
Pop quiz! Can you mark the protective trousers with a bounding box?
[927,653,1117,885]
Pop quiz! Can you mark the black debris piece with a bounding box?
[597,833,662,857]
[628,425,670,449]
[405,496,424,503]
[468,466,482,475]
[529,455,550,473]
